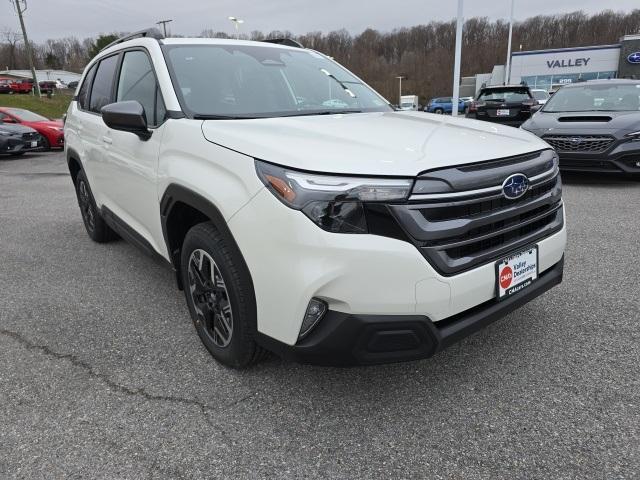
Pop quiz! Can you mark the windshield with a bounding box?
[543,83,640,112]
[531,90,549,101]
[164,44,391,118]
[4,108,48,122]
[478,88,531,102]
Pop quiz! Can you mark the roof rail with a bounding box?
[100,28,165,52]
[262,38,304,49]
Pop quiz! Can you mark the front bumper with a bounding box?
[0,136,43,154]
[229,188,567,351]
[527,131,640,174]
[257,256,564,366]
[556,151,640,174]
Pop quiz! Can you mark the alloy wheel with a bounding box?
[187,249,233,347]
[77,180,95,232]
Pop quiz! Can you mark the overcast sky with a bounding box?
[2,0,639,42]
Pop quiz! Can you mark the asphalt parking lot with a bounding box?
[0,151,638,479]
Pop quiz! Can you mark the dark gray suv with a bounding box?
[521,79,640,175]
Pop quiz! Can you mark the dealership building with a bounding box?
[462,33,640,95]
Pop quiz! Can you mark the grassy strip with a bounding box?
[0,93,73,119]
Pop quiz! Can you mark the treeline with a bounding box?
[2,9,639,102]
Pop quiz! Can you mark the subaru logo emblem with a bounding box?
[502,174,529,200]
[628,52,640,64]
[570,137,583,144]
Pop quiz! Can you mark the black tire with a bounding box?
[180,221,266,368]
[41,136,51,151]
[74,170,118,242]
[434,108,444,114]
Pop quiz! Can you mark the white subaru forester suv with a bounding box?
[64,30,566,368]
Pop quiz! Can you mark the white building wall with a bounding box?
[509,45,620,89]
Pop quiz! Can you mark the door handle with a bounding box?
[101,136,113,144]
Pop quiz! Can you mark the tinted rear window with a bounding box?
[479,88,531,102]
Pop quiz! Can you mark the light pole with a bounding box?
[156,19,172,37]
[505,0,515,84]
[395,76,405,106]
[228,16,244,39]
[451,0,463,116]
[10,0,40,97]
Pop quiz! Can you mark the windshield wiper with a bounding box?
[283,110,363,117]
[193,114,258,120]
[320,68,357,98]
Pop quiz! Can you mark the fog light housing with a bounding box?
[298,298,328,340]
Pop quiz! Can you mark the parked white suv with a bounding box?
[64,30,566,368]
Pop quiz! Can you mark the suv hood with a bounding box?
[523,110,640,136]
[201,111,549,176]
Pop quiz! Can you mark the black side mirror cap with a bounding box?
[101,101,151,140]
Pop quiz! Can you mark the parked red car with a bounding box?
[9,79,34,94]
[0,107,64,149]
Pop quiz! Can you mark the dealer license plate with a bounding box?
[31,141,38,147]
[496,246,538,299]
[496,108,510,116]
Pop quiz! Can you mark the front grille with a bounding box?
[558,158,621,172]
[543,135,614,153]
[388,150,564,275]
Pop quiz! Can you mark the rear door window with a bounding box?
[89,55,119,114]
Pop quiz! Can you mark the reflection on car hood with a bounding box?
[0,123,37,134]
[201,111,549,176]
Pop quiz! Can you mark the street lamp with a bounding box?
[228,16,244,39]
[451,0,464,116]
[395,75,406,107]
[505,0,515,84]
[156,19,173,37]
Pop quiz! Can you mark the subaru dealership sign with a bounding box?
[628,52,640,64]
[509,45,621,86]
[546,58,591,69]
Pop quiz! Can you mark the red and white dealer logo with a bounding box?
[499,266,513,289]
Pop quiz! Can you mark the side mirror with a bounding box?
[2,117,16,123]
[101,101,151,140]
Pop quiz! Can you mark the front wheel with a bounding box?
[180,222,266,368]
[434,108,444,114]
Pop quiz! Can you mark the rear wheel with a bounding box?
[74,170,117,242]
[180,222,265,368]
[434,108,444,114]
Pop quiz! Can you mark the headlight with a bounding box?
[0,130,10,136]
[255,160,413,234]
[625,130,640,140]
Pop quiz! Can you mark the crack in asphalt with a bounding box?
[0,328,253,423]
